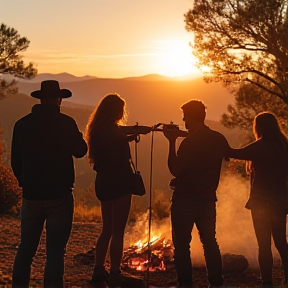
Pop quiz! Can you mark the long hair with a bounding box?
[85,93,127,164]
[246,111,288,174]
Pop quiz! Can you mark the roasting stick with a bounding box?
[145,128,155,285]
[145,123,187,286]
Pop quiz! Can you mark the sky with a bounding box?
[0,0,200,78]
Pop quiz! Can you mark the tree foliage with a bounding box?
[185,0,288,104]
[221,81,288,141]
[0,23,37,99]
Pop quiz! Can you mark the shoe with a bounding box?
[90,265,109,283]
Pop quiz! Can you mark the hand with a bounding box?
[163,124,180,141]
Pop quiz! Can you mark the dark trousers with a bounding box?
[12,193,74,288]
[251,207,288,282]
[171,197,223,286]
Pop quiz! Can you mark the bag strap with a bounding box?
[134,134,140,170]
[133,122,141,171]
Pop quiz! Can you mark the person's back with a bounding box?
[229,112,288,287]
[11,80,87,288]
[174,126,228,201]
[12,103,86,199]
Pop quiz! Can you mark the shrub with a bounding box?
[0,162,22,215]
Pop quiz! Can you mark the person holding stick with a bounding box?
[85,93,151,287]
[162,99,229,288]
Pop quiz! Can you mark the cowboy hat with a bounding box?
[31,80,72,99]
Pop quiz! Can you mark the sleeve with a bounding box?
[229,140,262,161]
[11,124,22,185]
[69,119,88,158]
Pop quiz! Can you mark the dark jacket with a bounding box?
[11,104,87,200]
[229,139,288,210]
[92,123,134,201]
[173,125,229,202]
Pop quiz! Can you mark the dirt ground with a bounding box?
[0,215,285,288]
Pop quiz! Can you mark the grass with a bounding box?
[73,201,102,223]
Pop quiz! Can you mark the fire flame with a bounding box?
[122,234,174,272]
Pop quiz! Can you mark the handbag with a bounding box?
[130,134,146,196]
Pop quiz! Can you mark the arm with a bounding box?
[11,124,22,185]
[163,126,185,177]
[70,120,88,158]
[167,139,179,176]
[229,140,260,161]
[119,125,152,135]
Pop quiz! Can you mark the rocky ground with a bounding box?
[0,215,285,288]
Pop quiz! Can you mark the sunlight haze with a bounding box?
[0,0,197,78]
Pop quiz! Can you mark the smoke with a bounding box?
[215,175,258,267]
[125,175,283,268]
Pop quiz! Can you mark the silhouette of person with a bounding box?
[11,80,88,288]
[229,112,288,288]
[162,99,229,288]
[85,93,151,286]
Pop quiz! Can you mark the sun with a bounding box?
[157,40,200,77]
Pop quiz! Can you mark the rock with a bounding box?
[222,253,249,274]
[74,247,95,265]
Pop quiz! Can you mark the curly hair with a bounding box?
[85,93,127,164]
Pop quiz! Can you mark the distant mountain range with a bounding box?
[16,73,235,122]
[16,72,201,83]
[16,72,98,83]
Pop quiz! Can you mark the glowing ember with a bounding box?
[121,235,174,272]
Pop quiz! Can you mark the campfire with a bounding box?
[121,234,175,272]
[74,233,249,277]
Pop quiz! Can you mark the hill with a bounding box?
[16,72,97,83]
[0,93,243,195]
[16,75,235,122]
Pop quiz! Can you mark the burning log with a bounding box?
[121,235,175,272]
[74,238,249,276]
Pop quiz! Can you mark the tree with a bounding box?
[0,23,36,214]
[184,0,288,105]
[222,79,288,129]
[221,81,288,142]
[0,23,37,99]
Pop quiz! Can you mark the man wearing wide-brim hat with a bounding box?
[11,80,88,288]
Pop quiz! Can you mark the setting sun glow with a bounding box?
[156,40,199,77]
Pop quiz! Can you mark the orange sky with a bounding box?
[1,0,201,78]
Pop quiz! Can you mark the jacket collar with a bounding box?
[31,104,60,114]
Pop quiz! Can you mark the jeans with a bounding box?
[171,196,223,286]
[12,193,74,288]
[251,207,288,282]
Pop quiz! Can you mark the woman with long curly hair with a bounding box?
[229,112,288,288]
[85,93,151,286]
